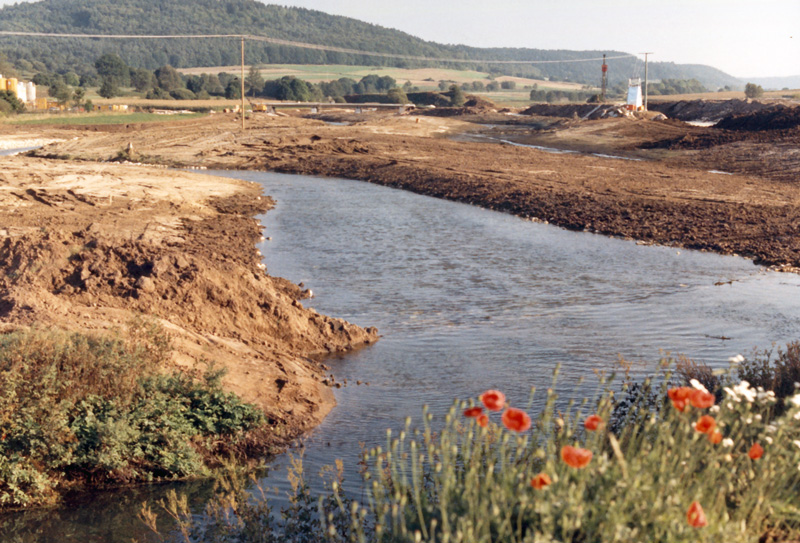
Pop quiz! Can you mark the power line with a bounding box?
[0,30,637,65]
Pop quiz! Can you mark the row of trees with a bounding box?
[87,54,416,103]
[437,79,512,92]
[647,78,708,96]
[23,54,425,107]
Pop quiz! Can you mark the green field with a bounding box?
[5,112,206,126]
[180,63,590,93]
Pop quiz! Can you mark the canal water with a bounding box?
[0,146,41,156]
[239,170,800,487]
[3,170,800,541]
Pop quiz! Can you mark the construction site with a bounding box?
[2,20,800,539]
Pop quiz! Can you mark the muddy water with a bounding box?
[236,171,800,492]
[4,170,800,541]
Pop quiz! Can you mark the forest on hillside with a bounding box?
[0,0,742,90]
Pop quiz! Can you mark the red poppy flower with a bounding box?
[694,415,716,434]
[668,387,692,411]
[501,407,531,432]
[748,443,764,460]
[477,414,489,428]
[584,414,603,431]
[687,501,707,528]
[671,398,687,412]
[560,445,593,468]
[668,387,692,402]
[480,390,506,411]
[689,389,715,409]
[530,472,551,490]
[463,406,483,418]
[708,430,722,444]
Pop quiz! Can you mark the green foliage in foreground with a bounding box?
[145,356,800,543]
[0,324,265,508]
[0,90,25,116]
[5,112,206,126]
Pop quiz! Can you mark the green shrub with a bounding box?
[169,88,196,100]
[0,90,24,113]
[0,323,266,508]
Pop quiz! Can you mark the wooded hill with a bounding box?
[0,0,742,89]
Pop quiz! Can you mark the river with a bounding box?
[3,170,800,542]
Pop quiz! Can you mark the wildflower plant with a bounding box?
[142,362,800,543]
[329,369,800,543]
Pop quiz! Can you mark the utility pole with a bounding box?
[640,52,653,110]
[600,54,608,102]
[241,36,246,131]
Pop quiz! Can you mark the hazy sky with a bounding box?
[0,0,797,77]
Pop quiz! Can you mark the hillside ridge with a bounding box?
[0,0,741,88]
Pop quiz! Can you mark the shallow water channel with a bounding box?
[0,146,40,156]
[4,170,800,541]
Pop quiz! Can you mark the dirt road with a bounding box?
[18,109,800,270]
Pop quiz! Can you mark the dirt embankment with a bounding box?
[647,99,773,122]
[0,155,378,439]
[520,103,629,120]
[19,111,800,271]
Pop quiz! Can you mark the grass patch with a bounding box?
[5,112,206,126]
[0,320,268,509]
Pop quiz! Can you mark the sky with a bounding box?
[0,0,797,77]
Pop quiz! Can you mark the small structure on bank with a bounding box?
[626,78,643,111]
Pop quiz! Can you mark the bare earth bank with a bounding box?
[0,154,378,443]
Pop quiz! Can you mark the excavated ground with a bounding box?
[0,155,378,444]
[2,99,800,444]
[13,105,800,270]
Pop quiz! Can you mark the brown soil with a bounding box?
[0,154,378,442]
[14,108,799,268]
[648,99,773,122]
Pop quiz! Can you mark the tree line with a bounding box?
[26,53,417,105]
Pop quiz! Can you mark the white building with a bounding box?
[627,78,643,110]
